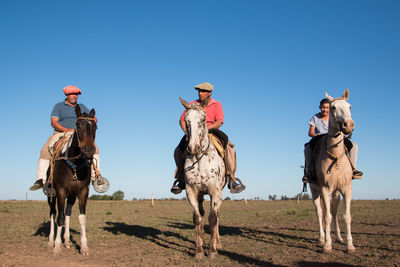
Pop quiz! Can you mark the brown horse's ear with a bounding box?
[75,105,82,117]
[342,88,349,100]
[90,108,96,117]
[325,92,334,102]
[179,97,191,110]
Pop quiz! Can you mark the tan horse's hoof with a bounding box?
[209,252,218,259]
[323,247,332,254]
[195,252,204,260]
[346,247,356,253]
[64,242,71,248]
[47,241,54,248]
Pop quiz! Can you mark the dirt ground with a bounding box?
[0,199,399,266]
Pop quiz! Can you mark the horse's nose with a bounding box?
[195,144,201,154]
[342,120,354,130]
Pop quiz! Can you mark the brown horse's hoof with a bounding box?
[209,252,218,259]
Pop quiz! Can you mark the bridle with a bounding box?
[325,99,353,173]
[65,116,97,179]
[184,113,211,172]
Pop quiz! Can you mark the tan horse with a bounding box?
[309,88,356,253]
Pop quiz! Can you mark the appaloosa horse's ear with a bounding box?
[75,105,82,117]
[342,88,349,100]
[179,97,191,110]
[90,108,96,117]
[325,92,334,102]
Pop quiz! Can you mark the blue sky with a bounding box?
[1,0,399,200]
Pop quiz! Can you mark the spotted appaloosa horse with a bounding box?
[180,98,226,259]
[47,105,97,255]
[309,88,356,253]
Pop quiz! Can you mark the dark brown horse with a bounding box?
[47,105,97,255]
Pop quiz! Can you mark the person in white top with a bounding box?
[303,98,363,182]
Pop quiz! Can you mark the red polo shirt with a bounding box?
[180,98,224,126]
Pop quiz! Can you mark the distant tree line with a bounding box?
[89,190,124,200]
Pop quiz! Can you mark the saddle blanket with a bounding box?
[48,131,74,157]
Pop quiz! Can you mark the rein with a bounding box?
[325,99,353,174]
[63,116,96,179]
[184,134,211,172]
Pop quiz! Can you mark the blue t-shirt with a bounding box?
[51,101,90,129]
[308,113,328,135]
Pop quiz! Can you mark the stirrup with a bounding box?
[171,180,184,194]
[92,176,110,193]
[352,169,363,180]
[229,178,245,194]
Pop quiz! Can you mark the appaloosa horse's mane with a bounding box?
[47,105,96,255]
[179,97,226,259]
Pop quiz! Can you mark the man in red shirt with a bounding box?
[171,82,244,194]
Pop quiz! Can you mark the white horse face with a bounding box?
[185,106,207,154]
[326,89,354,134]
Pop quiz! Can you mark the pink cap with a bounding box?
[63,85,82,95]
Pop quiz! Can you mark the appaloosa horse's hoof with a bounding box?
[323,247,332,254]
[64,242,71,249]
[80,247,89,256]
[53,247,61,254]
[47,241,54,248]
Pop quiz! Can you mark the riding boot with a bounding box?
[30,159,50,191]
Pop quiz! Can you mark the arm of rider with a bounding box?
[51,117,74,132]
[207,120,223,130]
[179,119,187,135]
[308,125,317,138]
[94,116,98,123]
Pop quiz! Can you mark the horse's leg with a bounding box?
[331,191,344,243]
[321,186,333,253]
[208,190,222,259]
[343,186,355,253]
[54,190,67,254]
[186,187,204,259]
[64,195,76,248]
[47,197,56,248]
[78,186,89,256]
[310,185,325,246]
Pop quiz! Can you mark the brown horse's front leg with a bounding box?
[47,197,56,248]
[78,186,89,256]
[53,192,66,254]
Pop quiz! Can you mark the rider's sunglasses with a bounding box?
[66,93,79,96]
[197,89,210,93]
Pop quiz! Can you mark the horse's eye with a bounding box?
[349,106,352,110]
[331,106,336,110]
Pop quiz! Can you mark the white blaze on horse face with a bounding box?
[185,107,207,155]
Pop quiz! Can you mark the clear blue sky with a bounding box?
[1,0,399,200]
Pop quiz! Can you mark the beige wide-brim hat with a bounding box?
[194,82,214,91]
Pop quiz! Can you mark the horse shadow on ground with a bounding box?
[296,262,360,267]
[164,218,317,252]
[103,221,282,266]
[281,226,400,253]
[33,221,81,253]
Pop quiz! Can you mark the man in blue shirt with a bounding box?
[29,85,103,190]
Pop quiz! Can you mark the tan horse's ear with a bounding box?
[179,97,191,110]
[325,92,334,102]
[342,88,349,100]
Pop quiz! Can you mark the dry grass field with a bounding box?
[0,199,399,266]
